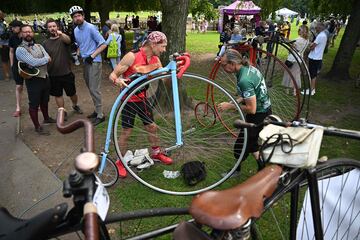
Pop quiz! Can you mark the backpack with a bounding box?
[181,161,206,186]
[107,33,119,58]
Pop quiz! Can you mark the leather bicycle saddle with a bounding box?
[189,165,282,230]
[0,203,67,240]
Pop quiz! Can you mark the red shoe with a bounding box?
[115,160,127,178]
[151,153,173,165]
[12,111,21,117]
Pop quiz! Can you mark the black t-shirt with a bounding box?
[8,34,22,66]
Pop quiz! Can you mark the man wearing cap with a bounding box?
[109,31,172,178]
[8,19,24,117]
[15,25,55,135]
[69,6,107,125]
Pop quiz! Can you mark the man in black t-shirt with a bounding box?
[42,18,82,116]
[8,20,23,117]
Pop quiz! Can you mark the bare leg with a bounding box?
[311,77,316,90]
[119,128,133,155]
[55,96,65,108]
[15,85,23,112]
[69,94,78,106]
[144,123,159,147]
[1,62,10,79]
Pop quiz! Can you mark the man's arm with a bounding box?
[90,26,106,59]
[109,52,136,87]
[16,47,50,67]
[90,44,107,59]
[241,96,256,114]
[9,47,14,67]
[58,31,71,44]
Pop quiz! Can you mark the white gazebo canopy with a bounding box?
[275,8,298,17]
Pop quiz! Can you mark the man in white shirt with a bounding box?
[303,22,327,96]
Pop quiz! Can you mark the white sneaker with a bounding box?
[136,156,154,170]
[301,89,310,95]
[130,148,149,166]
[311,89,316,96]
[123,150,134,164]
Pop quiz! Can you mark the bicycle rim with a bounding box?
[104,208,190,239]
[96,155,119,188]
[210,48,301,122]
[113,73,247,195]
[252,158,360,240]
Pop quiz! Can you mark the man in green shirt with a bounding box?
[218,49,272,176]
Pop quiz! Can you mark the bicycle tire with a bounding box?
[251,158,360,240]
[211,44,303,122]
[112,73,247,195]
[96,155,119,188]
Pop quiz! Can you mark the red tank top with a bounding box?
[123,47,160,102]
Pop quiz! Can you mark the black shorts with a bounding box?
[49,72,76,97]
[25,77,50,109]
[1,45,10,62]
[12,63,24,85]
[121,101,154,129]
[234,108,272,161]
[308,58,322,79]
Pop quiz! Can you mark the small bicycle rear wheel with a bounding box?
[112,73,247,195]
[96,155,119,188]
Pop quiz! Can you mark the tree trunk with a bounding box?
[84,0,92,22]
[97,0,111,27]
[160,0,190,63]
[327,0,360,81]
[159,0,191,110]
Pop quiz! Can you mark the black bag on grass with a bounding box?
[181,161,206,186]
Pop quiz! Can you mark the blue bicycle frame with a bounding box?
[99,59,182,174]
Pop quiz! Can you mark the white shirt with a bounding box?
[308,31,327,60]
[287,37,309,62]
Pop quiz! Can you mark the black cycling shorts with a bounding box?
[12,63,24,85]
[49,72,76,97]
[121,100,154,129]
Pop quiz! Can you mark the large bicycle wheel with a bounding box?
[104,207,190,239]
[96,155,119,188]
[252,158,360,240]
[113,73,247,195]
[210,46,301,122]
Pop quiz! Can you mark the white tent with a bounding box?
[275,8,298,17]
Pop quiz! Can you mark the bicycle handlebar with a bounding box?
[175,52,191,79]
[233,118,360,140]
[57,107,94,153]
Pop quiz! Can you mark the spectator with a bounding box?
[133,16,140,29]
[16,25,54,135]
[8,20,24,117]
[70,5,107,125]
[191,21,195,33]
[230,27,243,43]
[255,21,266,36]
[42,18,82,117]
[109,31,173,177]
[119,25,126,58]
[105,24,122,70]
[302,22,327,96]
[328,19,336,47]
[0,10,11,80]
[266,19,276,54]
[102,20,111,39]
[286,21,291,39]
[282,25,310,95]
[216,27,232,58]
[124,15,129,30]
[218,49,272,176]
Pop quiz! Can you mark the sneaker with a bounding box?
[115,160,127,178]
[311,89,316,96]
[137,156,154,170]
[130,149,149,166]
[87,111,97,119]
[301,89,310,95]
[92,116,105,126]
[72,105,83,114]
[12,111,21,117]
[151,152,173,165]
[35,126,50,135]
[43,117,56,124]
[221,170,240,179]
[123,150,134,164]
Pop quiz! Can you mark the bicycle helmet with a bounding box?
[69,6,84,16]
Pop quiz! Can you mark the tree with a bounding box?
[190,0,218,20]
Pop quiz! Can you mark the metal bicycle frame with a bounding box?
[98,60,181,174]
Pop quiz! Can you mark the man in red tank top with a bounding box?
[109,31,172,177]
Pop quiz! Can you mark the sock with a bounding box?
[29,107,40,129]
[40,103,50,120]
[151,146,161,155]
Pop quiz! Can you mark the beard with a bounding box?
[50,31,58,37]
[24,36,34,42]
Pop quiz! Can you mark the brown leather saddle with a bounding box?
[189,165,282,230]
[133,62,162,74]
